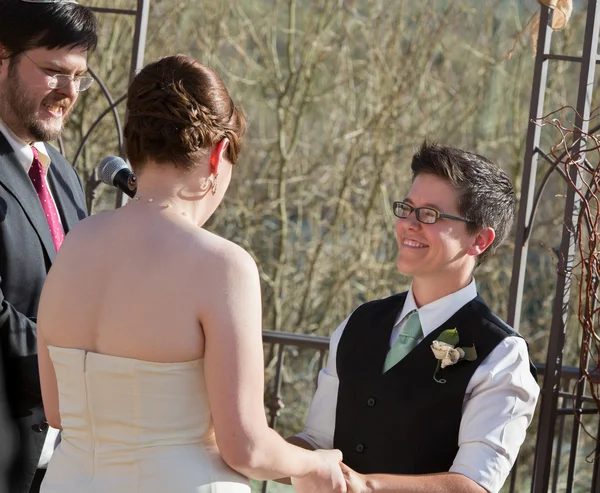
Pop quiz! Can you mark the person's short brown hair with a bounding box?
[410,141,515,265]
[124,54,246,171]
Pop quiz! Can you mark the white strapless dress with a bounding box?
[41,346,250,492]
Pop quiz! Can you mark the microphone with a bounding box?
[98,156,137,198]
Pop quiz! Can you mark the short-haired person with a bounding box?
[290,142,540,493]
[0,0,98,491]
[36,54,346,492]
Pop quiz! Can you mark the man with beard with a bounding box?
[0,1,98,492]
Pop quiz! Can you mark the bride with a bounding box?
[36,54,345,492]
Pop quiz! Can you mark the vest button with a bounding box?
[356,443,365,453]
[367,397,376,407]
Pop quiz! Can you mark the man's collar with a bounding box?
[0,118,51,169]
[396,279,478,337]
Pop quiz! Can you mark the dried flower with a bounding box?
[430,329,477,384]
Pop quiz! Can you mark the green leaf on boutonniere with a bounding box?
[461,345,477,361]
[436,328,460,346]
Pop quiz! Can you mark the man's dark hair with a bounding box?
[410,141,515,265]
[0,0,98,57]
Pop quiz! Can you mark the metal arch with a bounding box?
[116,0,149,208]
[90,1,149,210]
[507,2,600,492]
[72,67,126,167]
[59,0,149,211]
[521,147,569,244]
[508,5,555,332]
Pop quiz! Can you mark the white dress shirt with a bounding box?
[0,120,62,468]
[296,279,540,493]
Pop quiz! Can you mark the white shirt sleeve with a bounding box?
[295,316,349,450]
[450,336,540,493]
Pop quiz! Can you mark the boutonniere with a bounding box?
[430,328,477,384]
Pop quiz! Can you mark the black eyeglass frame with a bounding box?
[392,201,472,225]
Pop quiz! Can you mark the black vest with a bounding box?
[333,293,534,474]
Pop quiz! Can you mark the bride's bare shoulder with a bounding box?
[59,209,117,243]
[193,229,258,273]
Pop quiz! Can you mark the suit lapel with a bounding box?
[0,133,56,262]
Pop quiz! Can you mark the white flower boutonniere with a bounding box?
[430,328,477,384]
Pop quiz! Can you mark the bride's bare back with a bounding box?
[39,202,250,363]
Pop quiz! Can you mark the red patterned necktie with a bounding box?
[28,146,64,251]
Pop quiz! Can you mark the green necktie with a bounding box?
[382,310,423,373]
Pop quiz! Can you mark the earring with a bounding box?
[211,173,219,195]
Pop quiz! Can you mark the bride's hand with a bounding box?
[340,462,369,493]
[291,449,346,493]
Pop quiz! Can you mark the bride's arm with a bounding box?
[198,241,344,489]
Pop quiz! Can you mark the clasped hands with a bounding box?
[291,450,369,493]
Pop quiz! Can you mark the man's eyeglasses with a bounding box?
[20,52,94,92]
[393,201,472,225]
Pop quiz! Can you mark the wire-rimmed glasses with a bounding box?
[20,52,94,92]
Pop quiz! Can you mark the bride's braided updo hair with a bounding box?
[124,54,246,171]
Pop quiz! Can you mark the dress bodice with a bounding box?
[49,346,212,448]
[42,346,249,492]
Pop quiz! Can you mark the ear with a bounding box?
[467,226,495,258]
[209,138,229,176]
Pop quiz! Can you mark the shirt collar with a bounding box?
[395,278,478,338]
[0,118,51,172]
